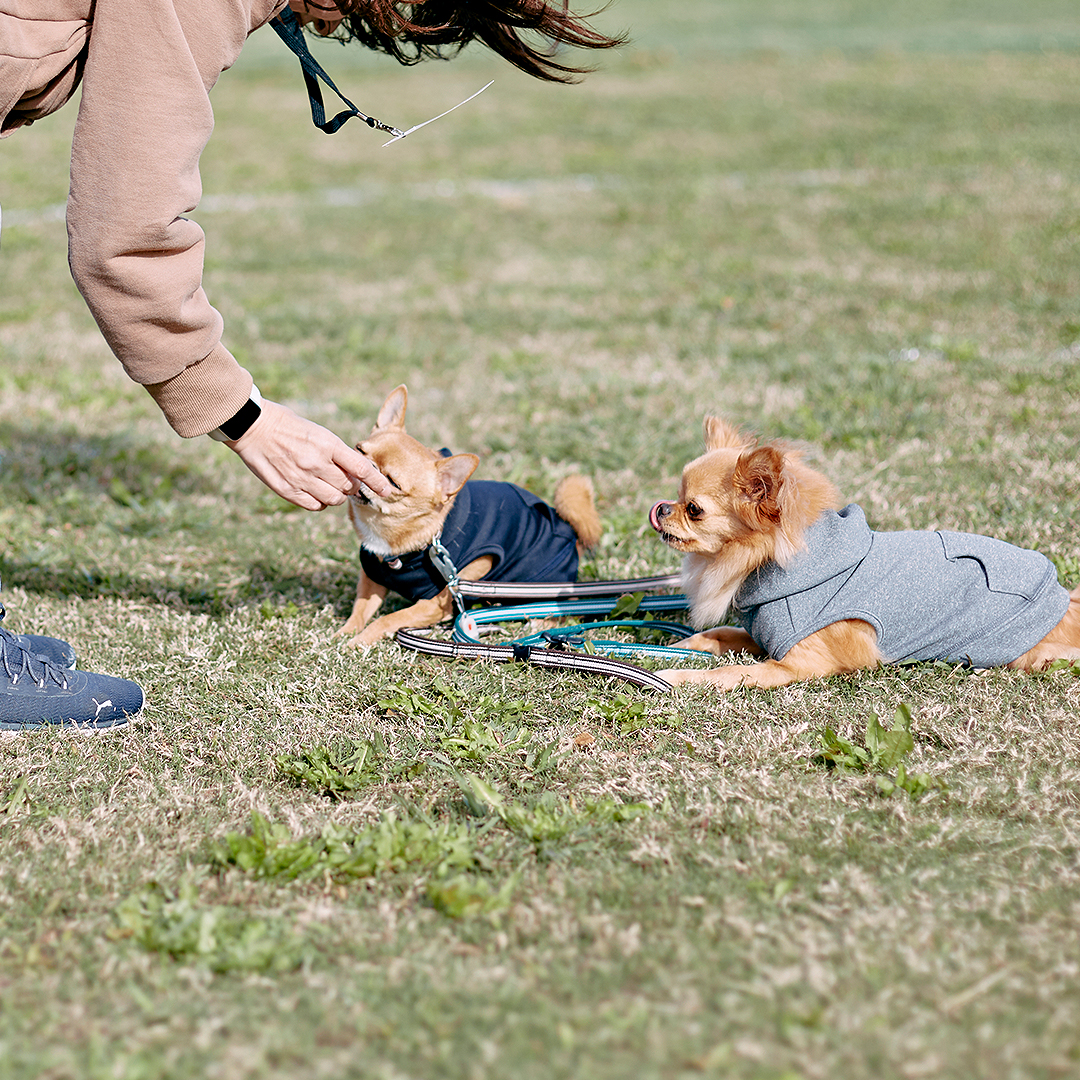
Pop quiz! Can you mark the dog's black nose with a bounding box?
[650,501,674,530]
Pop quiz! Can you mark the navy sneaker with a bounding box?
[8,632,77,670]
[0,599,77,669]
[0,629,143,736]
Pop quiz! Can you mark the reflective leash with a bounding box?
[454,595,699,659]
[454,573,682,602]
[396,628,678,693]
[394,573,701,692]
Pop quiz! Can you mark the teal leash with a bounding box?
[452,595,705,660]
[388,536,704,689]
[394,577,715,692]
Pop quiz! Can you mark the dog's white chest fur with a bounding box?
[348,500,395,558]
[682,554,746,629]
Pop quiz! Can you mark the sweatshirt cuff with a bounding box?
[142,344,254,438]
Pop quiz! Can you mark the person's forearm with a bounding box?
[66,0,280,433]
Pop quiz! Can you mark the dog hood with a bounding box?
[736,504,875,608]
[734,504,1070,667]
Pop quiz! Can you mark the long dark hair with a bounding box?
[333,1,627,82]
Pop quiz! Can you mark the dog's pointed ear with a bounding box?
[374,385,408,432]
[434,453,479,500]
[704,416,750,451]
[732,446,786,528]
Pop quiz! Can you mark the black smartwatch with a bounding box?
[209,385,262,442]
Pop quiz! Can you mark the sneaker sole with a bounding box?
[0,712,138,737]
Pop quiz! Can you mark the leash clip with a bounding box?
[540,630,583,651]
[428,532,466,616]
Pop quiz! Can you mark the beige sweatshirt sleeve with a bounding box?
[66,0,283,437]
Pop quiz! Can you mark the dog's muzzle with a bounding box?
[649,501,675,532]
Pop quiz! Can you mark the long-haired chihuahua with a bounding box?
[651,417,1080,690]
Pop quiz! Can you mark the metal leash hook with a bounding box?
[427,532,466,616]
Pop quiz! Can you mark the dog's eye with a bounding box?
[383,475,401,491]
[686,502,703,520]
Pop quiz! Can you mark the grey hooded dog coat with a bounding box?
[734,505,1070,667]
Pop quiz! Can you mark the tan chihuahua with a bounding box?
[651,416,1080,690]
[338,385,602,647]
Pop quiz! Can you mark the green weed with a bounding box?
[440,720,533,763]
[277,736,426,797]
[112,879,305,974]
[2,776,30,816]
[813,703,946,799]
[1052,554,1080,588]
[458,773,649,854]
[375,683,448,719]
[209,811,482,882]
[425,874,518,920]
[583,689,682,734]
[1041,658,1080,676]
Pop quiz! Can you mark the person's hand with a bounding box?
[226,399,391,510]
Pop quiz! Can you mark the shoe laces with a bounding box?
[0,624,70,690]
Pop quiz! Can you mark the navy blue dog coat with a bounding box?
[359,480,581,602]
[734,504,1070,667]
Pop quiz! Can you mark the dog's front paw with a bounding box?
[679,627,764,658]
[340,626,388,650]
[336,612,379,639]
[657,666,746,690]
[677,633,726,656]
[657,668,694,686]
[341,634,372,651]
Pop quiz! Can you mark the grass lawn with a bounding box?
[1,1,1079,1077]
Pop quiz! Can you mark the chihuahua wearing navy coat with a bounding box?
[339,386,602,647]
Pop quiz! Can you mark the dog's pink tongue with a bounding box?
[648,502,665,531]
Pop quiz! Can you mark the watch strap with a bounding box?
[208,385,263,442]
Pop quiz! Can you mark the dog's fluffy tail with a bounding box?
[554,475,602,550]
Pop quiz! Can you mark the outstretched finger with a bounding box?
[340,447,392,497]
